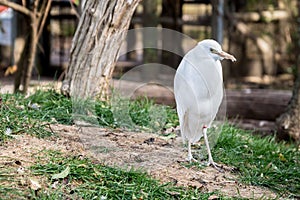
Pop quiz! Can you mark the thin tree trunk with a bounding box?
[276,75,300,141]
[14,18,30,92]
[9,0,52,93]
[61,0,140,99]
[22,13,37,93]
[275,0,300,142]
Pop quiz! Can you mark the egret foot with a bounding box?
[207,160,224,172]
[187,156,198,163]
[176,156,198,163]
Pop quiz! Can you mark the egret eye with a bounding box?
[210,48,219,54]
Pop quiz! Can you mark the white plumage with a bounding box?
[174,39,236,167]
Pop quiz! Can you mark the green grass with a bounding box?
[23,150,216,200]
[213,125,300,198]
[26,89,73,124]
[0,149,221,200]
[92,94,178,131]
[0,90,75,141]
[0,89,299,199]
[0,92,56,140]
[1,89,178,142]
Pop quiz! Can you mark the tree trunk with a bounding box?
[22,13,37,93]
[276,76,300,141]
[276,75,300,141]
[275,0,300,142]
[61,0,140,99]
[10,0,52,93]
[14,15,30,92]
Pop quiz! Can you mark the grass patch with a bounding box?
[0,89,179,142]
[26,90,73,125]
[213,125,300,198]
[0,150,218,200]
[31,151,211,199]
[83,94,179,131]
[0,156,30,199]
[0,92,57,141]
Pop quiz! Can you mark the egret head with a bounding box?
[198,39,236,62]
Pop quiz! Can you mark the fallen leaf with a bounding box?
[52,166,70,180]
[29,178,41,191]
[208,194,220,200]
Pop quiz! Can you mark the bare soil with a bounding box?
[1,124,278,199]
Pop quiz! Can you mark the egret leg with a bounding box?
[203,127,222,171]
[187,141,197,162]
[187,141,192,161]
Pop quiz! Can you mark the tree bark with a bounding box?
[275,0,300,142]
[276,76,300,141]
[14,11,30,92]
[61,0,140,99]
[21,0,38,93]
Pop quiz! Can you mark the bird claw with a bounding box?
[187,157,198,163]
[185,153,198,163]
[177,157,198,163]
[207,161,224,172]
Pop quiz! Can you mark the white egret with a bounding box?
[174,39,236,168]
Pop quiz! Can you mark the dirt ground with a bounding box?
[1,124,279,199]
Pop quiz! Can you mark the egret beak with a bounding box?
[218,51,236,62]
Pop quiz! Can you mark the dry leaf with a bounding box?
[52,166,70,180]
[29,178,41,191]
